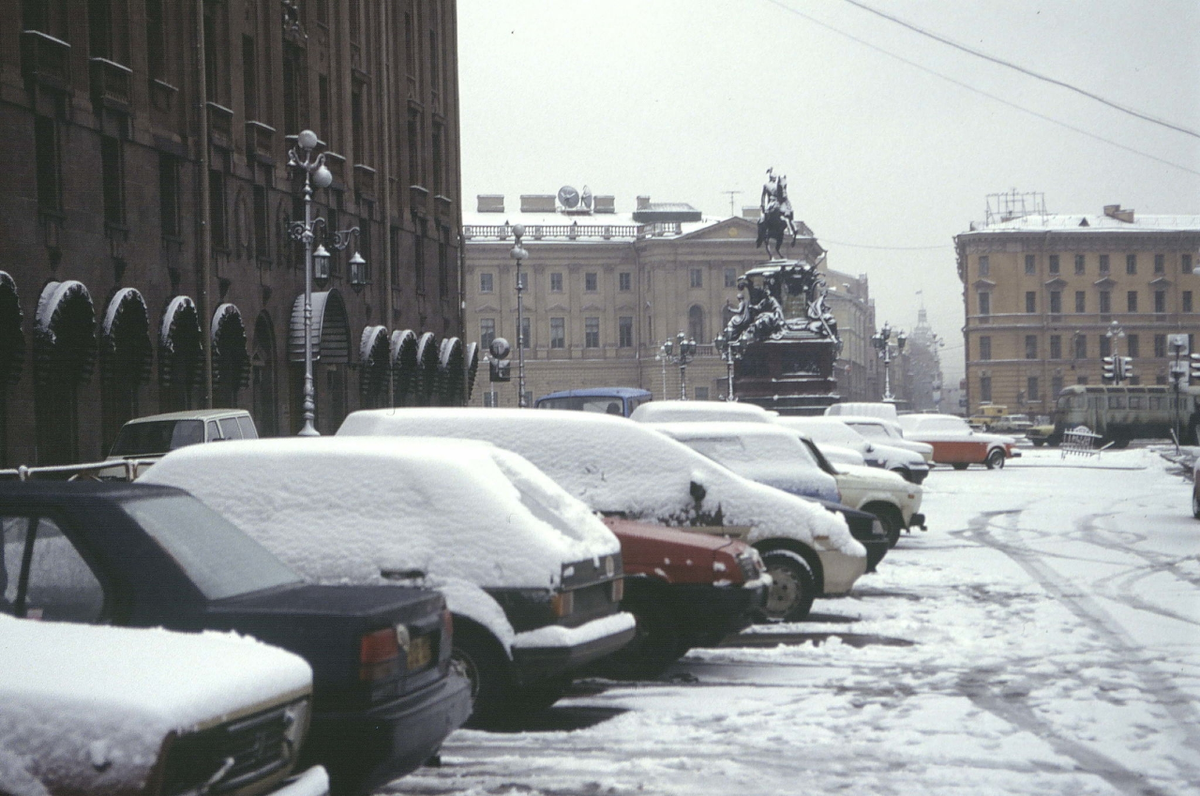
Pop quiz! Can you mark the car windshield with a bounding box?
[799,438,840,476]
[850,422,886,440]
[120,494,301,600]
[110,420,204,457]
[537,396,627,415]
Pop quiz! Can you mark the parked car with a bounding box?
[775,416,930,484]
[967,404,1008,430]
[650,422,922,549]
[142,437,634,725]
[1026,421,1058,447]
[336,409,867,623]
[837,415,936,463]
[897,413,1019,470]
[630,398,776,425]
[824,402,900,420]
[0,615,329,796]
[0,479,470,796]
[595,517,769,677]
[100,409,259,477]
[535,387,653,417]
[992,414,1034,434]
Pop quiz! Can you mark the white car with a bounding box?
[837,415,936,464]
[775,416,930,484]
[629,399,777,424]
[142,437,635,725]
[0,616,327,796]
[337,408,867,623]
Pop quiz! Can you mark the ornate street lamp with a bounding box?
[714,332,738,401]
[663,331,697,400]
[509,224,529,407]
[872,322,906,402]
[287,129,367,436]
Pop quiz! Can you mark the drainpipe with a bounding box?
[196,0,213,407]
[379,2,394,405]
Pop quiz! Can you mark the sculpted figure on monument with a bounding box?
[724,276,785,347]
[756,167,798,260]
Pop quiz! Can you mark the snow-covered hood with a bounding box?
[0,617,310,796]
[337,409,862,558]
[142,437,620,590]
[836,464,914,494]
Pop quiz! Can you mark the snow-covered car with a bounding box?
[337,409,867,623]
[897,413,1019,470]
[837,415,936,464]
[100,409,259,477]
[774,416,930,484]
[142,437,634,725]
[0,616,329,796]
[629,399,777,425]
[824,402,900,420]
[0,479,469,795]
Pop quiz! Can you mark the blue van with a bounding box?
[534,387,653,418]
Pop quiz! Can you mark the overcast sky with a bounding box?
[456,0,1200,383]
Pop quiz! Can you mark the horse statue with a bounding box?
[756,167,798,260]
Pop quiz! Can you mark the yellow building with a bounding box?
[956,200,1200,416]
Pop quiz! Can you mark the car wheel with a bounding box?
[759,549,816,622]
[985,449,1006,470]
[1192,486,1200,519]
[866,503,903,548]
[451,622,513,727]
[1032,439,1045,447]
[592,593,682,680]
[951,462,969,470]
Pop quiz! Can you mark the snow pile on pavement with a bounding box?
[337,409,857,555]
[0,617,310,796]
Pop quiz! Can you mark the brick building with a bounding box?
[0,0,464,466]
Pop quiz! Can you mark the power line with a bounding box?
[840,0,1200,141]
[763,0,1200,178]
[821,239,949,251]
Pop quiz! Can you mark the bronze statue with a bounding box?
[756,167,798,260]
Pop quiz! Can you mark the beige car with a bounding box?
[100,409,258,477]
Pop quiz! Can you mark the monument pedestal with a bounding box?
[734,334,839,415]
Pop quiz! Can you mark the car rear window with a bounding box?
[120,495,301,600]
[109,420,204,457]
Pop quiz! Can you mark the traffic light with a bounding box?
[1118,357,1133,383]
[1101,356,1116,383]
[1191,352,1200,383]
[489,357,511,382]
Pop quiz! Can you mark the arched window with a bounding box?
[688,305,705,345]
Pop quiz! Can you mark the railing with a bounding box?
[245,121,276,161]
[89,57,133,110]
[21,30,71,90]
[206,102,234,149]
[354,163,376,198]
[463,222,681,241]
[0,458,157,482]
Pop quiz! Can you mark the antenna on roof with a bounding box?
[721,190,742,218]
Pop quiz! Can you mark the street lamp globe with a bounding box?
[313,164,333,189]
[297,129,319,150]
[312,244,331,283]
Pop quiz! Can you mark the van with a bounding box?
[337,409,867,622]
[535,387,652,417]
[142,437,634,726]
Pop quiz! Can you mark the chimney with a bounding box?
[520,194,556,213]
[594,195,616,214]
[741,205,762,221]
[477,194,504,213]
[1104,204,1135,223]
[636,195,651,210]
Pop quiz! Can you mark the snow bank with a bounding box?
[0,617,310,796]
[336,409,859,556]
[142,437,620,592]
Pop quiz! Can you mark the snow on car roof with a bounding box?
[774,416,868,442]
[337,409,856,555]
[629,400,775,424]
[0,616,309,796]
[141,436,619,590]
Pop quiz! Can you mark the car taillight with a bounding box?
[359,626,401,682]
[551,589,574,618]
[442,607,454,646]
[611,577,624,602]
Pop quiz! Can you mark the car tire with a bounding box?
[985,449,1006,470]
[759,549,816,622]
[951,462,969,470]
[1032,439,1045,447]
[866,503,903,548]
[451,621,513,728]
[1192,487,1200,519]
[592,593,682,680]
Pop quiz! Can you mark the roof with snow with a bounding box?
[961,211,1200,236]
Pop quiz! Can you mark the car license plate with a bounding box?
[407,635,432,670]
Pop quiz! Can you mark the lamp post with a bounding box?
[871,322,906,402]
[1106,319,1126,385]
[714,332,737,401]
[509,224,529,407]
[657,340,671,397]
[662,332,697,400]
[1168,333,1188,439]
[287,129,367,436]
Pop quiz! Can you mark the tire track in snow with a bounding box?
[958,507,1200,792]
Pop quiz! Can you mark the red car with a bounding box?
[595,517,768,678]
[897,414,1019,470]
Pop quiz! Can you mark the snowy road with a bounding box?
[385,448,1200,796]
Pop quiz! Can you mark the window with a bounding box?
[431,122,444,195]
[1049,255,1060,275]
[979,336,991,361]
[695,387,709,401]
[978,256,989,277]
[159,153,180,237]
[319,74,332,150]
[2,515,105,622]
[407,108,422,186]
[1027,376,1039,402]
[1184,254,1194,274]
[483,390,499,408]
[688,306,705,343]
[978,292,990,315]
[1155,290,1166,313]
[1025,292,1036,313]
[1155,254,1165,274]
[209,169,226,249]
[1051,375,1063,398]
[1099,291,1111,314]
[1126,254,1137,275]
[35,116,61,213]
[437,225,449,297]
[1025,335,1038,360]
[100,138,124,226]
[1127,334,1139,358]
[413,215,426,293]
[520,316,530,350]
[585,272,597,292]
[253,184,269,260]
[1127,291,1138,313]
[1049,335,1061,359]
[243,35,258,121]
[480,318,495,348]
[1099,254,1110,274]
[618,316,633,348]
[979,376,992,403]
[619,272,632,292]
[1075,254,1085,275]
[1185,291,1193,313]
[1075,291,1086,313]
[585,317,600,348]
[550,317,565,349]
[1024,254,1035,275]
[479,272,494,293]
[690,268,703,289]
[1077,375,1089,385]
[1075,335,1087,359]
[352,81,366,167]
[1151,334,1166,358]
[1050,291,1062,314]
[1099,336,1111,357]
[146,0,165,79]
[550,272,563,292]
[725,268,737,288]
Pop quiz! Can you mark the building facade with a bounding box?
[0,0,464,466]
[463,193,881,407]
[956,200,1200,416]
